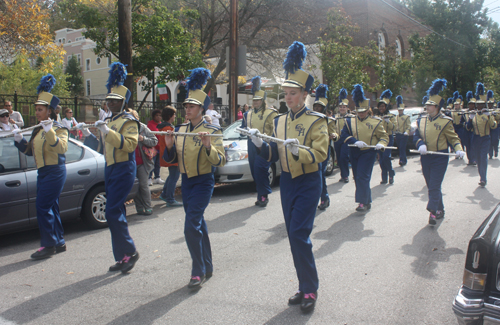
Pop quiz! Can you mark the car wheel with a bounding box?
[82,185,108,229]
[325,146,335,176]
[268,163,277,187]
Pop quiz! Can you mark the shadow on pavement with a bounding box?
[313,213,374,259]
[0,273,122,324]
[401,225,463,279]
[207,206,258,233]
[264,306,313,325]
[464,186,500,211]
[0,258,45,279]
[371,183,389,200]
[410,185,428,202]
[263,222,288,245]
[106,287,194,325]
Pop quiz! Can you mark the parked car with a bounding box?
[0,131,139,235]
[391,107,425,152]
[452,203,500,324]
[215,121,335,186]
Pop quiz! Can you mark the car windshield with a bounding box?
[223,121,247,140]
[390,107,424,124]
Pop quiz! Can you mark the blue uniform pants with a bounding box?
[351,148,377,204]
[280,171,320,293]
[334,140,350,179]
[420,154,449,212]
[379,135,395,182]
[182,173,214,277]
[464,130,475,163]
[248,140,272,198]
[36,164,66,248]
[489,128,499,158]
[320,148,330,202]
[395,133,408,164]
[473,135,491,183]
[105,161,137,262]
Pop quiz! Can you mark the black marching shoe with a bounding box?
[255,196,269,207]
[121,251,139,273]
[109,262,123,272]
[428,212,437,225]
[389,177,394,185]
[318,199,330,210]
[56,244,67,253]
[339,177,349,183]
[188,275,206,289]
[288,291,304,305]
[435,210,445,220]
[380,180,388,185]
[300,292,317,313]
[31,247,56,260]
[479,181,486,187]
[356,203,371,212]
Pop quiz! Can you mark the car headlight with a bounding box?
[226,150,248,162]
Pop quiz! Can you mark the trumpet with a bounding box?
[235,127,311,150]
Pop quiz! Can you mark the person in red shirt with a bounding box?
[147,109,164,185]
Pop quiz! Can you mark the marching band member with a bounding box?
[241,76,278,207]
[13,74,69,259]
[0,108,19,131]
[466,84,497,187]
[340,84,389,212]
[163,68,226,289]
[334,88,352,183]
[375,90,396,184]
[395,95,410,166]
[465,91,477,165]
[451,92,466,156]
[97,62,140,273]
[252,41,328,312]
[312,84,337,210]
[414,79,464,225]
[487,91,500,158]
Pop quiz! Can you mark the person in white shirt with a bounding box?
[4,101,24,128]
[206,103,221,126]
[0,109,19,131]
[98,102,112,121]
[61,107,79,139]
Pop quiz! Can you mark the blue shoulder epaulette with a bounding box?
[440,114,453,121]
[267,107,278,113]
[204,123,222,131]
[53,121,64,129]
[305,110,327,118]
[370,116,382,121]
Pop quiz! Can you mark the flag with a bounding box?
[157,84,169,101]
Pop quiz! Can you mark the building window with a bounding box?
[86,58,90,71]
[395,39,402,58]
[378,32,386,52]
[62,38,66,44]
[107,56,112,66]
[67,39,71,44]
[58,38,62,44]
[76,54,81,66]
[86,79,91,96]
[96,57,101,65]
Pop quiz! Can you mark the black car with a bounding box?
[452,203,500,324]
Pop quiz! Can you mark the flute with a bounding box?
[409,149,457,156]
[151,131,223,137]
[235,127,311,150]
[69,123,97,130]
[348,144,398,150]
[0,124,41,138]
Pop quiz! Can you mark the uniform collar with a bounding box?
[428,113,441,122]
[189,117,205,132]
[111,111,126,121]
[357,115,368,122]
[290,105,306,121]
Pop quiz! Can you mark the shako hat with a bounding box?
[379,89,392,105]
[352,84,369,112]
[282,41,314,92]
[106,62,131,104]
[251,76,266,101]
[475,82,486,104]
[183,68,211,111]
[35,74,60,109]
[314,84,328,107]
[338,88,349,106]
[425,78,447,107]
[396,95,404,110]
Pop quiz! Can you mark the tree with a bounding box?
[374,46,414,97]
[65,55,84,97]
[317,2,378,107]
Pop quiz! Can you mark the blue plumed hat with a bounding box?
[453,91,463,105]
[379,89,392,105]
[339,88,349,106]
[251,76,266,100]
[487,90,495,103]
[314,84,328,107]
[466,90,475,104]
[106,62,131,104]
[422,95,429,106]
[183,68,211,111]
[475,82,486,103]
[396,95,404,109]
[425,78,447,107]
[35,74,60,109]
[446,98,453,108]
[282,41,314,92]
[352,84,369,112]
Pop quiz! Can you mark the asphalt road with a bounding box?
[1,153,499,325]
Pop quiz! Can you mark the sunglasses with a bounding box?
[0,114,9,118]
[67,111,73,114]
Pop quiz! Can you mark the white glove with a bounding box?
[75,122,91,137]
[375,143,384,150]
[40,119,53,133]
[283,138,300,156]
[403,132,408,136]
[95,120,110,135]
[12,129,23,143]
[484,111,490,116]
[469,113,475,119]
[455,150,465,159]
[354,141,367,148]
[418,144,427,155]
[384,118,390,123]
[247,129,263,148]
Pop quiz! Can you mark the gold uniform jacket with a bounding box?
[164,119,225,178]
[395,114,411,134]
[241,107,278,135]
[16,123,69,169]
[466,113,497,137]
[104,111,139,166]
[379,113,396,135]
[340,115,389,150]
[414,114,463,151]
[334,113,354,135]
[327,117,338,140]
[260,106,328,179]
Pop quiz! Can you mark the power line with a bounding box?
[377,0,471,48]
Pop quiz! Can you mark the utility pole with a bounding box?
[118,0,133,108]
[229,0,238,123]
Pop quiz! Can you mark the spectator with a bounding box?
[157,106,182,207]
[236,105,243,120]
[54,105,62,123]
[147,109,164,186]
[204,115,212,124]
[206,103,221,126]
[0,108,18,131]
[98,102,112,121]
[242,104,249,113]
[61,107,79,139]
[4,100,24,128]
